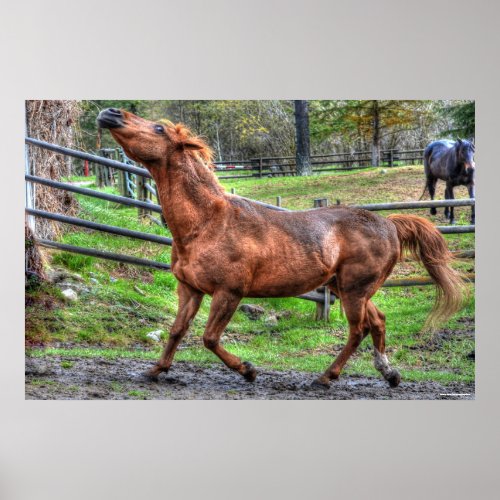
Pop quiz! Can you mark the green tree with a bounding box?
[440,100,475,139]
[310,100,434,165]
[79,100,144,151]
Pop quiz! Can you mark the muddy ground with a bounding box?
[25,356,474,400]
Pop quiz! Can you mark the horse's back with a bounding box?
[425,140,454,158]
[424,140,455,176]
[228,197,398,260]
[221,199,399,297]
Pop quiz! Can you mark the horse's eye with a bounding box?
[154,124,165,134]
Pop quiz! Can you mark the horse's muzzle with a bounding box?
[97,108,124,129]
[465,162,475,175]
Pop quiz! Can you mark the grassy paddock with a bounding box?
[26,166,475,383]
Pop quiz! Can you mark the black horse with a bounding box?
[423,139,475,224]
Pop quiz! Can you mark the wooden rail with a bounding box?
[214,148,425,179]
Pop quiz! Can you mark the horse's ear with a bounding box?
[183,139,204,151]
[182,137,214,164]
[159,118,175,128]
[457,137,463,144]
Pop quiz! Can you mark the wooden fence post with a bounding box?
[314,198,328,208]
[276,196,282,207]
[97,165,106,187]
[118,170,130,198]
[259,157,263,178]
[137,175,147,220]
[313,198,331,321]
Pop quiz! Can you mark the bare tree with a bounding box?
[294,100,312,176]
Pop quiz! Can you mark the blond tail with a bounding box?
[388,214,466,330]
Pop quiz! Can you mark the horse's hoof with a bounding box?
[241,361,257,382]
[141,370,159,382]
[430,208,437,216]
[386,370,401,388]
[311,376,330,389]
[142,364,168,382]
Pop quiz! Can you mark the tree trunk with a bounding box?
[25,223,46,286]
[294,100,312,176]
[371,100,380,166]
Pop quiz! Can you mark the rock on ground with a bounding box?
[239,304,265,320]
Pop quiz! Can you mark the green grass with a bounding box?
[63,175,95,182]
[127,389,150,399]
[25,167,475,384]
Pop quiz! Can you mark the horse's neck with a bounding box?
[154,155,225,246]
[449,147,463,174]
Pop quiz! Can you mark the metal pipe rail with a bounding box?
[37,239,171,271]
[236,196,475,233]
[37,238,475,297]
[25,137,153,179]
[383,274,475,287]
[36,239,332,305]
[437,225,475,234]
[24,173,475,235]
[144,183,157,197]
[25,174,163,213]
[25,138,475,219]
[353,199,475,211]
[26,208,173,246]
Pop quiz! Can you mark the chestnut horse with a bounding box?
[97,108,465,389]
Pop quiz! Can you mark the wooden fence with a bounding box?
[213,148,425,180]
[25,138,474,320]
[79,146,425,181]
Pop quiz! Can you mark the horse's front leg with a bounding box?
[202,290,257,381]
[427,176,438,215]
[145,282,204,381]
[445,182,455,224]
[468,182,475,224]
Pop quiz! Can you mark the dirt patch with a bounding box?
[109,264,155,283]
[410,318,475,352]
[25,356,474,400]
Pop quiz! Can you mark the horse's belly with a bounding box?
[248,254,336,297]
[173,239,339,298]
[246,278,329,298]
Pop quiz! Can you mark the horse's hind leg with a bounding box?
[313,290,369,387]
[366,300,401,388]
[146,282,204,380]
[202,289,257,381]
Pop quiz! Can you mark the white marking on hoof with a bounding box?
[374,348,393,378]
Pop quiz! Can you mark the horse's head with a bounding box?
[456,138,475,175]
[97,108,212,170]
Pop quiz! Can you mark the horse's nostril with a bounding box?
[97,108,124,129]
